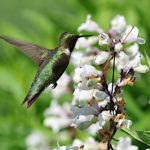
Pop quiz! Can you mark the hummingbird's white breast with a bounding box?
[64,48,70,56]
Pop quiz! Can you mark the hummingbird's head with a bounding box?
[58,32,92,52]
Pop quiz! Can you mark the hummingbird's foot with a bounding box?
[51,83,57,89]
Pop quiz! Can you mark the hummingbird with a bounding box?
[0,32,91,108]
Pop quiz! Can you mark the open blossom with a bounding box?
[110,15,126,34]
[26,131,50,150]
[44,100,71,132]
[72,64,103,105]
[75,37,92,50]
[94,51,110,65]
[96,15,148,73]
[99,33,110,46]
[116,137,138,150]
[121,26,145,44]
[56,137,138,150]
[56,137,102,150]
[72,36,99,67]
[73,64,102,84]
[71,99,117,130]
[71,51,96,67]
[78,14,103,33]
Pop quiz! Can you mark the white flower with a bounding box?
[76,89,94,101]
[87,36,99,45]
[88,122,101,135]
[73,88,100,104]
[26,131,50,150]
[47,73,71,98]
[121,26,145,44]
[44,116,70,132]
[116,137,138,150]
[118,119,132,128]
[75,37,91,49]
[44,100,70,116]
[73,65,102,83]
[115,52,130,70]
[56,138,100,150]
[71,100,101,130]
[71,115,97,130]
[94,51,110,65]
[81,65,102,78]
[110,15,126,34]
[73,67,83,83]
[71,51,84,67]
[26,131,46,147]
[56,145,78,150]
[44,100,71,132]
[71,51,95,67]
[72,139,84,147]
[115,51,144,71]
[99,33,110,46]
[134,65,149,73]
[98,111,113,128]
[71,102,97,119]
[84,137,101,150]
[94,91,108,101]
[78,14,103,33]
[124,43,139,56]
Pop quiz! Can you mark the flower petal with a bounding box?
[78,14,103,33]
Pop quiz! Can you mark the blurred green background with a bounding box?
[0,0,150,149]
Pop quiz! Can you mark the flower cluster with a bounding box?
[56,137,139,150]
[25,131,50,150]
[70,14,149,147]
[44,100,72,132]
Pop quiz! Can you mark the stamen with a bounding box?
[103,55,113,71]
[121,26,134,44]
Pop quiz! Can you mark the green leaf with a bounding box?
[122,127,150,146]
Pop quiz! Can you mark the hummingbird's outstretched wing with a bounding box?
[0,36,50,66]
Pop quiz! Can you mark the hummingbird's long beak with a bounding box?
[78,35,92,38]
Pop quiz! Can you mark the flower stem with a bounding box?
[111,52,116,95]
[110,52,116,112]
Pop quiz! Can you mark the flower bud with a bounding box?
[116,97,125,107]
[94,51,110,65]
[118,76,135,87]
[134,65,149,73]
[115,42,123,52]
[114,114,125,122]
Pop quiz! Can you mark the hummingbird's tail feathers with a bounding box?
[21,96,28,106]
[27,90,43,109]
[22,86,45,109]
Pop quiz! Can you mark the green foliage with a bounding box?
[122,127,150,146]
[0,0,150,149]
